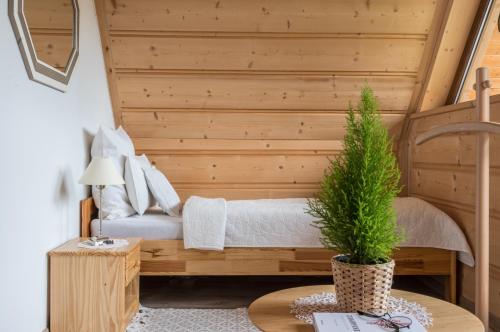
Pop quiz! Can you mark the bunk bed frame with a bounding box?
[80,197,457,302]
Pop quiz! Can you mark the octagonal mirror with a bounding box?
[9,0,79,92]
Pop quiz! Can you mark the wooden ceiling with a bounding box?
[95,0,481,199]
[459,1,500,102]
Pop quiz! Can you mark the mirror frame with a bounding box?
[8,0,80,92]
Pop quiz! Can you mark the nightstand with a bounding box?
[49,237,142,332]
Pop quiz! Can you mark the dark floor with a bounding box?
[139,275,443,309]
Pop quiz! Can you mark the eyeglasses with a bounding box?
[357,310,412,332]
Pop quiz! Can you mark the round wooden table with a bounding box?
[248,285,484,332]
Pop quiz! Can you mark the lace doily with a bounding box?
[77,238,129,249]
[290,292,433,327]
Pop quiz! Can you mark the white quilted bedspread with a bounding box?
[224,198,319,248]
[182,197,474,266]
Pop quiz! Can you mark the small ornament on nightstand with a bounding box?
[85,237,115,246]
[78,238,129,249]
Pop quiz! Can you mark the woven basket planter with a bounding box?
[331,255,395,313]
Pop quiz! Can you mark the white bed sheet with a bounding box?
[91,207,183,240]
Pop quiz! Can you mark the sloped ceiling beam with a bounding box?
[412,0,481,112]
[399,0,481,194]
[451,0,500,104]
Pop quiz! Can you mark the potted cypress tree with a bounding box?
[307,86,402,313]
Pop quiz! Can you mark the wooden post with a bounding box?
[475,67,490,331]
[415,67,497,331]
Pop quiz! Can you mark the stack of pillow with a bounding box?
[91,126,181,219]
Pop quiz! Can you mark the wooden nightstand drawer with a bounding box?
[126,246,140,285]
[49,237,142,332]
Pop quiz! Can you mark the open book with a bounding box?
[312,312,426,332]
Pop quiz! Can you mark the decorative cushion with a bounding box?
[91,185,136,220]
[125,155,153,215]
[90,126,136,219]
[91,126,134,174]
[116,126,135,155]
[138,155,181,216]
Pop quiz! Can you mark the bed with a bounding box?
[80,196,472,303]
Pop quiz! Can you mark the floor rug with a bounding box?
[127,306,260,332]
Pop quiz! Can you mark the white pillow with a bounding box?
[116,126,135,155]
[91,126,134,174]
[90,126,136,219]
[138,155,181,216]
[92,185,136,220]
[125,155,153,215]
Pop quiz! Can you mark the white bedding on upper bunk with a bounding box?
[92,197,474,266]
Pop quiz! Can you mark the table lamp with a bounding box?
[79,157,125,245]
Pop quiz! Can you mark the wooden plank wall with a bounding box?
[95,0,440,200]
[463,27,500,101]
[414,0,480,112]
[407,96,500,329]
[483,27,500,97]
[457,1,500,103]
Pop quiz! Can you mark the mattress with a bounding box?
[91,208,183,240]
[91,197,474,266]
[92,201,320,246]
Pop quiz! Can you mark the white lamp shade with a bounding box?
[79,157,125,186]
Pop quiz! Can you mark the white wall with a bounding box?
[0,1,114,331]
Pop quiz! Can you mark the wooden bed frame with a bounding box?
[81,197,457,303]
